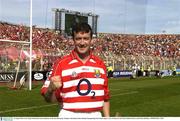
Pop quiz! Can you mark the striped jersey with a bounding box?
[41,50,110,112]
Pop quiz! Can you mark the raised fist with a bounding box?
[49,75,62,90]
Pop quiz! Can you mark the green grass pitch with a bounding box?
[0,76,180,117]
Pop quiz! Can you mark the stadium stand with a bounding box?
[0,21,29,41]
[0,22,180,72]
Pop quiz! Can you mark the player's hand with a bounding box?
[49,75,62,90]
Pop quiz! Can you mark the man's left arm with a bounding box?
[103,101,110,117]
[101,62,110,117]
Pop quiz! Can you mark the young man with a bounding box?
[41,23,110,117]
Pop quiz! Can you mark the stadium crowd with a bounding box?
[95,33,180,58]
[0,22,29,41]
[0,22,179,71]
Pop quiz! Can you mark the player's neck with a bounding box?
[75,51,90,64]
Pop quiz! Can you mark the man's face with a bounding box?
[74,31,92,55]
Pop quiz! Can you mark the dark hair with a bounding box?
[72,22,92,39]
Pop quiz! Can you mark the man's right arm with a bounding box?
[41,76,62,103]
[41,58,62,103]
[42,82,57,103]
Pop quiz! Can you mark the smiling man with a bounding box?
[41,22,110,118]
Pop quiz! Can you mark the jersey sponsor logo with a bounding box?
[82,67,89,71]
[76,78,96,99]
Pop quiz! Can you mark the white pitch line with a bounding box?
[111,91,139,97]
[111,89,125,91]
[0,104,58,114]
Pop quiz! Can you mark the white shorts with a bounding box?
[58,109,102,118]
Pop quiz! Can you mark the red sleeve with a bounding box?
[40,79,51,96]
[41,87,48,96]
[55,88,63,102]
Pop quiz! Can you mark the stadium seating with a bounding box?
[0,22,179,71]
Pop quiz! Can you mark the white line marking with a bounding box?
[0,104,58,114]
[111,91,139,97]
[111,89,123,91]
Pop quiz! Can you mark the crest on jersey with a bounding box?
[71,71,78,78]
[94,69,101,78]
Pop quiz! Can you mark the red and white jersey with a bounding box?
[41,50,110,112]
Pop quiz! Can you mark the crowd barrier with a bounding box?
[112,70,132,78]
[111,69,178,78]
[159,70,172,76]
[0,69,179,82]
[0,71,49,82]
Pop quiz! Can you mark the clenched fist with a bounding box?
[49,75,62,90]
